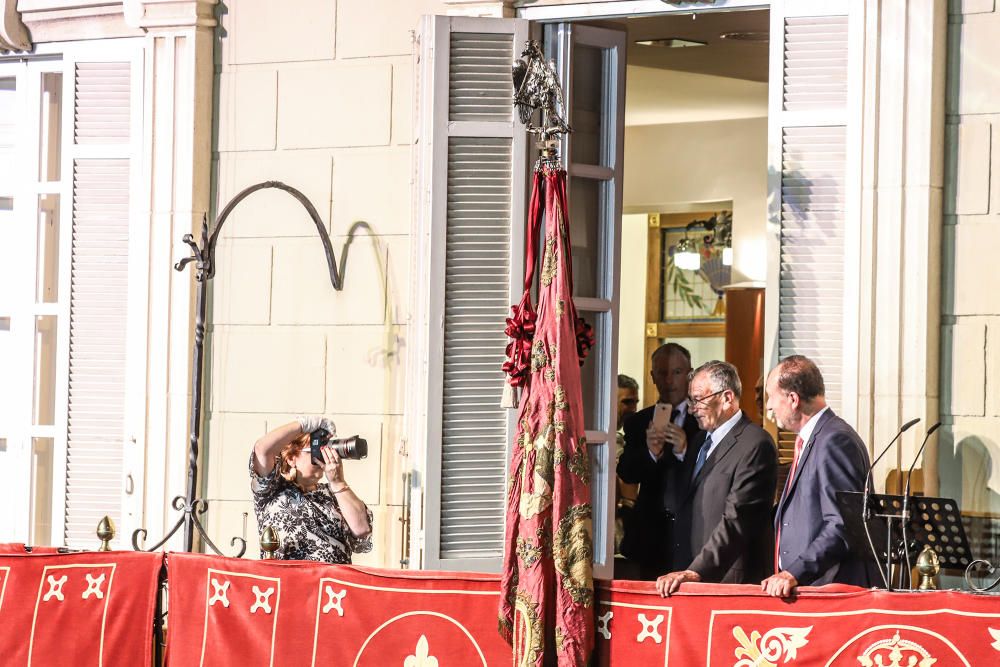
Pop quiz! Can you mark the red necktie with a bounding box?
[775,436,806,573]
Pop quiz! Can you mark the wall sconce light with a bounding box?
[675,210,732,271]
[674,236,701,271]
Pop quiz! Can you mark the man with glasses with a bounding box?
[655,361,778,596]
[617,343,705,580]
[614,374,640,559]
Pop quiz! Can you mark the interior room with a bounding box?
[611,8,770,415]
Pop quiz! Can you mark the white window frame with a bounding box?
[0,38,147,548]
[544,20,627,579]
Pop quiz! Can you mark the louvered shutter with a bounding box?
[768,1,856,414]
[62,59,136,548]
[414,16,528,571]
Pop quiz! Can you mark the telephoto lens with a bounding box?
[329,436,368,460]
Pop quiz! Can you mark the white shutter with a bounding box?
[65,158,130,547]
[60,55,138,549]
[768,1,857,414]
[412,15,528,571]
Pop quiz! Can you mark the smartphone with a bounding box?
[652,402,673,429]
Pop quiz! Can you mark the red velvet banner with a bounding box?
[166,553,512,667]
[0,550,162,666]
[167,553,1000,666]
[598,580,1000,666]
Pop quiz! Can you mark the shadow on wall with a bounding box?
[939,431,1000,584]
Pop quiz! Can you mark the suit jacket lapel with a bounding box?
[687,415,747,498]
[777,408,836,514]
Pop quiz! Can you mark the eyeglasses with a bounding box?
[688,389,725,406]
[621,398,639,405]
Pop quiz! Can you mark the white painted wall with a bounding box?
[207,0,451,566]
[618,117,766,396]
[940,3,1000,526]
[623,117,769,286]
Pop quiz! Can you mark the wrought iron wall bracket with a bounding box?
[133,181,371,556]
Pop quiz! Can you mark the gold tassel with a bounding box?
[713,295,726,317]
[501,380,519,409]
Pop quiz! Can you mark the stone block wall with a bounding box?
[205,0,448,565]
[941,0,1000,553]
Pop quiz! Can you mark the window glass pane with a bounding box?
[36,194,61,302]
[38,73,62,182]
[32,437,54,545]
[0,76,16,210]
[579,311,606,431]
[33,315,57,425]
[571,44,604,166]
[568,176,604,298]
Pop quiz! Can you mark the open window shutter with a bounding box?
[416,15,528,571]
[60,55,140,549]
[768,0,855,412]
[768,0,858,470]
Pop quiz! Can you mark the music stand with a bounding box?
[836,491,972,590]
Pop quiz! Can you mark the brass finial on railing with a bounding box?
[260,526,280,559]
[916,545,941,590]
[97,516,116,551]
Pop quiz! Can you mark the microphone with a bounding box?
[900,421,942,588]
[862,417,920,588]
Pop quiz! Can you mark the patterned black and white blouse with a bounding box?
[250,454,373,564]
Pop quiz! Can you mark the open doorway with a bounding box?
[613,9,770,421]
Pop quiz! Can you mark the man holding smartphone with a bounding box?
[617,343,706,580]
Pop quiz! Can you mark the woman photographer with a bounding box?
[250,416,372,563]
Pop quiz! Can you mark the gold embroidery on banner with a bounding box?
[544,368,556,382]
[516,537,543,568]
[732,625,812,667]
[555,625,564,654]
[513,589,544,667]
[554,386,568,412]
[856,631,937,667]
[530,339,549,374]
[541,235,557,287]
[555,300,565,317]
[553,504,594,607]
[518,401,557,519]
[567,436,590,483]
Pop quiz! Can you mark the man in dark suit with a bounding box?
[762,355,879,597]
[655,361,778,595]
[617,343,705,580]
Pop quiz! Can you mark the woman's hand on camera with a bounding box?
[321,445,347,488]
[296,415,337,436]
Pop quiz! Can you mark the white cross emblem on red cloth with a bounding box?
[597,610,613,640]
[82,573,106,600]
[637,613,664,644]
[42,575,68,602]
[250,585,274,614]
[208,578,231,608]
[321,585,346,616]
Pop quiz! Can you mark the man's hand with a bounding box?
[655,570,701,597]
[663,423,688,457]
[646,425,667,459]
[761,571,798,598]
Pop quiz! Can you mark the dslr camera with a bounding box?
[310,428,368,462]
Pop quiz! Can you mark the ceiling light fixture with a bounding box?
[635,38,707,48]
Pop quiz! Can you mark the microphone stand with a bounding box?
[862,417,920,589]
[900,421,942,589]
